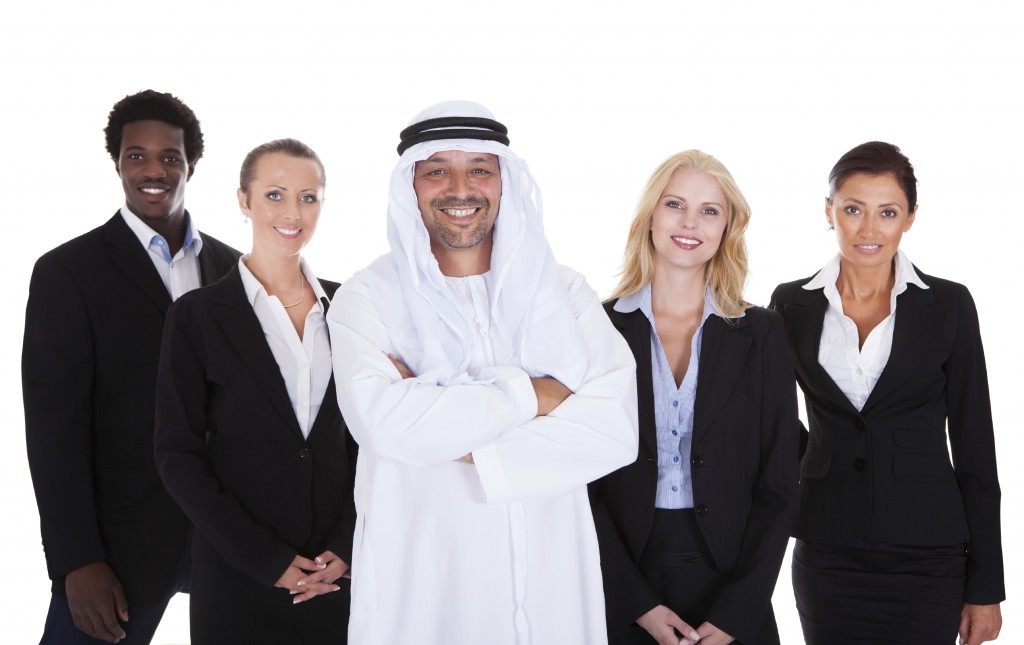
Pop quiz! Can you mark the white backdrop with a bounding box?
[1,1,1020,642]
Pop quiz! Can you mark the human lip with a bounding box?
[854,243,882,252]
[138,184,169,196]
[671,235,703,250]
[441,207,480,219]
[274,226,302,238]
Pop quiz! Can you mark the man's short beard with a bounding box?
[428,197,494,249]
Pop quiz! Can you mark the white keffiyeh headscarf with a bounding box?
[360,100,589,388]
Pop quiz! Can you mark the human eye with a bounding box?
[664,200,683,210]
[471,167,492,175]
[844,205,861,215]
[701,207,720,216]
[300,194,318,204]
[266,191,282,201]
[880,209,898,218]
[127,153,143,161]
[163,155,182,164]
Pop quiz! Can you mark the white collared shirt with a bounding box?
[803,249,929,411]
[239,257,332,438]
[120,206,203,300]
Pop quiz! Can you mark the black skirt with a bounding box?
[793,539,966,645]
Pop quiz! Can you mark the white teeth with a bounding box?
[443,208,477,217]
[274,227,301,235]
[140,187,166,194]
[672,236,701,245]
[858,244,880,250]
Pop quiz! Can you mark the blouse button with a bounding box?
[672,400,679,408]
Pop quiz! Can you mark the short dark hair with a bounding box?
[104,90,204,164]
[828,141,918,211]
[239,138,325,203]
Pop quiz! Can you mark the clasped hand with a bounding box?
[275,551,348,604]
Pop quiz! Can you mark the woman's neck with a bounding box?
[650,265,706,318]
[245,251,304,294]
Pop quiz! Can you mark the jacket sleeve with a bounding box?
[471,272,639,502]
[22,254,107,580]
[705,313,801,643]
[324,428,360,565]
[153,297,296,588]
[945,286,1004,604]
[587,481,662,631]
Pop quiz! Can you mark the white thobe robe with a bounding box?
[328,264,638,645]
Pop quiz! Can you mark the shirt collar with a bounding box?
[613,283,742,325]
[238,256,328,312]
[804,249,928,292]
[120,205,203,260]
[803,249,929,311]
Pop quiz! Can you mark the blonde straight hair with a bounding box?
[610,150,751,317]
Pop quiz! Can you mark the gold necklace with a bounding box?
[281,275,305,309]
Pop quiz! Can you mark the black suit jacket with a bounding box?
[589,301,799,645]
[770,270,1005,604]
[153,266,357,589]
[22,212,240,604]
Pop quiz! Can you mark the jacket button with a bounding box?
[691,455,704,468]
[854,418,866,430]
[854,457,866,471]
[299,448,311,459]
[695,503,709,516]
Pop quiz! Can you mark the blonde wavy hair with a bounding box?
[610,150,751,317]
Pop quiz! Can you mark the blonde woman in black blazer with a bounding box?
[590,151,800,645]
[770,142,1004,645]
[154,139,355,644]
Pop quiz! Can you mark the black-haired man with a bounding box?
[23,90,240,644]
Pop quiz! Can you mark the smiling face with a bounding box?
[827,172,915,271]
[649,167,729,278]
[237,153,324,259]
[413,150,502,257]
[116,120,192,226]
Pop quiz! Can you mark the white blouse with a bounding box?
[803,250,928,411]
[239,257,332,437]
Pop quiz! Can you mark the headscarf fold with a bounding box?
[360,100,588,388]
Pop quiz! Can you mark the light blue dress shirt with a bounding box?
[614,284,740,509]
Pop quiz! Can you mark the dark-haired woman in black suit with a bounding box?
[770,141,1004,645]
[155,139,355,644]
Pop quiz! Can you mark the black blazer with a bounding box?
[22,212,240,604]
[770,270,1005,604]
[153,266,357,589]
[589,301,799,645]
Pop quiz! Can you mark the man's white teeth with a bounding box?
[672,236,701,245]
[141,187,166,194]
[443,208,477,217]
[275,227,301,235]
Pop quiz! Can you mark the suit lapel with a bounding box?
[862,283,939,412]
[693,316,752,443]
[103,213,171,315]
[607,306,657,458]
[782,287,858,415]
[212,267,304,440]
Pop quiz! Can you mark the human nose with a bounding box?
[141,158,166,179]
[448,172,473,198]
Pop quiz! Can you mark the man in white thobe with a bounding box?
[327,100,638,645]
